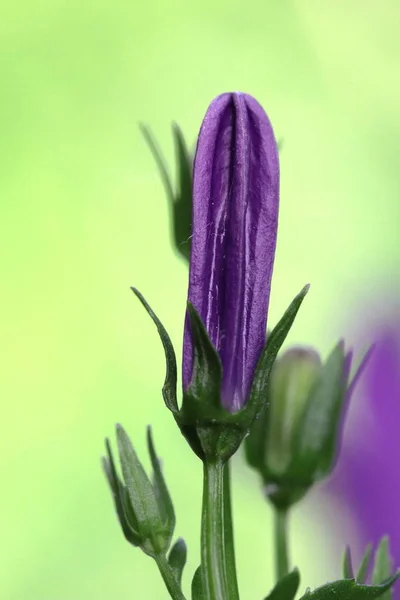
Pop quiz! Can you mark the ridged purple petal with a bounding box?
[183,92,280,411]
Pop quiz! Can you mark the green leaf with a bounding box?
[299,576,399,600]
[131,287,178,413]
[147,426,175,538]
[356,544,373,584]
[289,341,346,483]
[171,123,192,261]
[343,546,355,579]
[372,537,393,600]
[116,425,162,540]
[191,566,205,600]
[264,568,300,600]
[184,301,223,412]
[168,538,187,586]
[244,284,309,422]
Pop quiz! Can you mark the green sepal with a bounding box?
[191,566,205,600]
[299,575,399,600]
[130,284,307,463]
[102,439,142,546]
[178,286,309,461]
[372,537,393,599]
[147,426,175,545]
[244,393,269,474]
[131,287,178,413]
[168,538,187,586]
[116,424,171,555]
[183,301,223,414]
[242,285,310,424]
[178,302,242,460]
[244,286,310,478]
[264,568,300,600]
[357,544,373,584]
[343,546,355,579]
[140,123,192,262]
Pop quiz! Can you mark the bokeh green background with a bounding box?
[1,1,399,598]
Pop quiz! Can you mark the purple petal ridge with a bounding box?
[183,92,280,411]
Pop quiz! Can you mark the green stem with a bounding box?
[154,553,187,600]
[274,507,289,582]
[223,461,240,599]
[201,460,230,600]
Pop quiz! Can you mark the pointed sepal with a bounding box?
[192,566,205,600]
[372,537,394,600]
[357,544,373,584]
[168,537,187,586]
[243,285,310,424]
[343,546,355,579]
[131,287,178,413]
[264,568,300,600]
[147,426,175,545]
[102,438,142,546]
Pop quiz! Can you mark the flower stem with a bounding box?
[223,461,240,599]
[202,460,238,600]
[274,507,289,582]
[154,553,187,600]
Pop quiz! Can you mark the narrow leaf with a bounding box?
[264,568,300,600]
[191,566,205,600]
[147,426,175,535]
[168,538,187,586]
[299,575,399,599]
[343,546,355,579]
[116,424,160,534]
[245,285,309,421]
[372,537,393,600]
[131,288,178,413]
[357,544,373,584]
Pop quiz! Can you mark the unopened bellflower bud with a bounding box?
[131,92,308,462]
[183,92,280,413]
[245,341,370,508]
[266,347,322,475]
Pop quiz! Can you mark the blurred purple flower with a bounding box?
[328,315,400,565]
[182,92,280,412]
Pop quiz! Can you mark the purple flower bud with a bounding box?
[183,92,280,412]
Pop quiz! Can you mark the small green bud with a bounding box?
[245,341,369,509]
[266,347,321,475]
[102,426,176,557]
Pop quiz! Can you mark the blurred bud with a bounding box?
[245,341,370,509]
[266,347,322,475]
[140,122,192,262]
[102,425,176,557]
